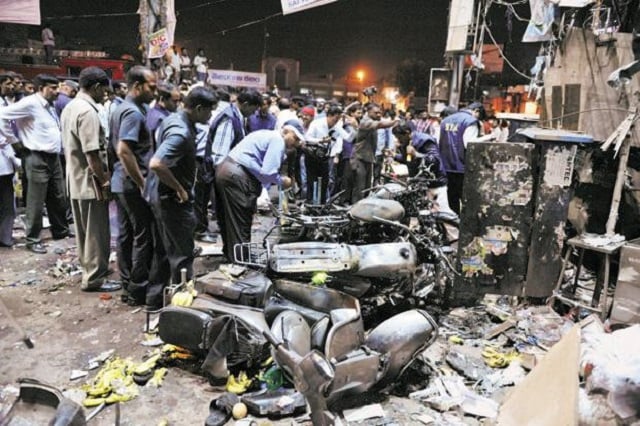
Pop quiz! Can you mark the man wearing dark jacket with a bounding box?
[438,102,491,215]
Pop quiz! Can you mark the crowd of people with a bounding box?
[0,63,509,310]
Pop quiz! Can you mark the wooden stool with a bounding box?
[550,234,625,320]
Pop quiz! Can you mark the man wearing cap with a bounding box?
[61,66,121,292]
[438,102,493,215]
[55,80,79,117]
[215,119,305,261]
[0,74,71,254]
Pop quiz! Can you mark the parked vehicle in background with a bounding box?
[0,56,131,81]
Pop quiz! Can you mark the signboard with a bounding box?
[0,0,40,25]
[281,0,338,15]
[429,68,452,103]
[207,69,267,89]
[445,0,475,53]
[148,28,170,59]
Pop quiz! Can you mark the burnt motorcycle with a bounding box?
[158,272,438,420]
[236,209,459,327]
[273,195,406,245]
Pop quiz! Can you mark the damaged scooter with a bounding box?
[158,274,438,422]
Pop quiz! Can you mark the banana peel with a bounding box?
[226,371,252,394]
[148,367,168,387]
[161,344,194,360]
[80,354,163,407]
[482,346,521,368]
[171,280,198,306]
[133,354,161,376]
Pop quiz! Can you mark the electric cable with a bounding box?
[537,107,631,126]
[484,22,536,81]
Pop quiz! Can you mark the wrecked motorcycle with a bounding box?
[273,167,459,249]
[273,195,406,244]
[235,212,459,326]
[158,275,437,420]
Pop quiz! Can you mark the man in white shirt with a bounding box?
[304,104,356,203]
[274,96,304,130]
[0,74,71,253]
[41,24,55,65]
[179,47,192,83]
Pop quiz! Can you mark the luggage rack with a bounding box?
[234,241,270,268]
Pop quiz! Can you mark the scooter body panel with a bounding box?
[326,349,382,404]
[365,309,438,386]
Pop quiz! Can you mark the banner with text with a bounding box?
[0,0,40,25]
[281,0,338,15]
[207,69,267,89]
[148,28,170,59]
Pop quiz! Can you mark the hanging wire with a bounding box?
[537,107,631,127]
[49,0,236,20]
[493,0,530,22]
[484,23,536,81]
[214,12,282,36]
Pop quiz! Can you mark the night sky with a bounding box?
[38,0,529,83]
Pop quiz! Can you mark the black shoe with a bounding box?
[52,230,75,240]
[26,242,47,254]
[126,297,145,306]
[82,280,122,292]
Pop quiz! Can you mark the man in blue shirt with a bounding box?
[247,95,276,133]
[438,102,489,215]
[109,65,167,308]
[194,90,260,244]
[146,82,181,150]
[149,87,216,283]
[215,119,305,261]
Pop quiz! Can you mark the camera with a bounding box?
[362,86,378,97]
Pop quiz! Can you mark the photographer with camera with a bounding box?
[336,102,362,203]
[303,104,355,204]
[351,102,399,203]
[362,85,378,100]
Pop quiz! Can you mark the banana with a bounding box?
[226,371,252,394]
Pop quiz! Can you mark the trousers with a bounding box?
[0,174,15,245]
[154,197,196,284]
[215,158,262,261]
[23,150,68,244]
[351,158,373,204]
[71,198,110,288]
[115,191,168,305]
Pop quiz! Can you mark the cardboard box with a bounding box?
[610,238,640,324]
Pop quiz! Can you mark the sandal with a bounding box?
[204,392,239,426]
